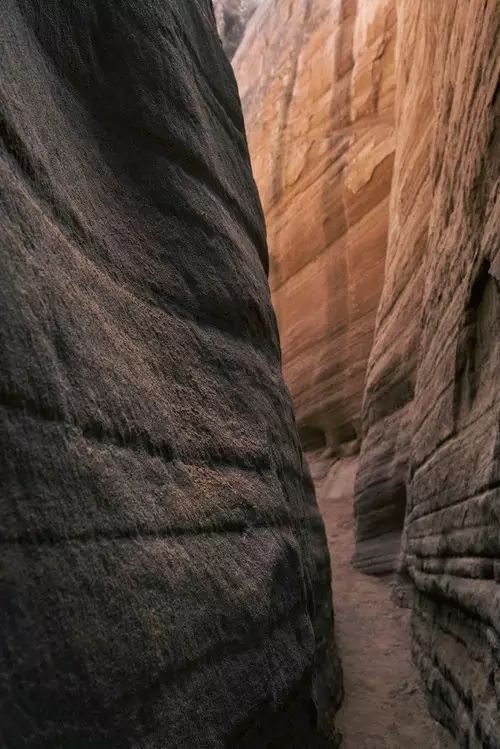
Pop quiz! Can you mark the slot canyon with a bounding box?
[0,1,498,748]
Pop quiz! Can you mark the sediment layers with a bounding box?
[236,0,500,743]
[401,2,500,745]
[0,1,341,746]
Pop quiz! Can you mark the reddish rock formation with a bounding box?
[236,0,499,744]
[353,0,436,574]
[0,1,341,746]
[355,0,499,743]
[233,0,397,453]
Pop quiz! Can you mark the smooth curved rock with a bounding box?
[353,0,435,575]
[0,1,341,746]
[233,0,397,453]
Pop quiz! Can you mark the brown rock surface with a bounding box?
[355,0,499,743]
[402,1,500,745]
[353,0,436,574]
[237,0,499,744]
[0,1,341,746]
[233,0,397,453]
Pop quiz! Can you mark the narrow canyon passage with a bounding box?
[308,454,455,749]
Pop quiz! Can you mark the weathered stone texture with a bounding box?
[234,0,397,453]
[403,1,500,745]
[237,0,499,742]
[0,1,341,746]
[353,0,436,574]
[357,0,500,743]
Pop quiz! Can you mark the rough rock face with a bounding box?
[402,2,500,745]
[356,0,500,744]
[354,0,500,591]
[353,0,435,574]
[213,0,260,60]
[233,0,397,454]
[236,0,499,743]
[0,1,341,747]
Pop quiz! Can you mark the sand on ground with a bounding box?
[308,453,455,749]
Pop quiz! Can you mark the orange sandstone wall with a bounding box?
[356,0,499,742]
[235,1,500,744]
[353,0,436,574]
[233,0,396,452]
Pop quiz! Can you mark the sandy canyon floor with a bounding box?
[308,453,455,749]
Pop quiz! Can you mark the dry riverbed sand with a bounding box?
[308,453,455,749]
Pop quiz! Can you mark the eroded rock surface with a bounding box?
[0,1,341,746]
[356,0,499,743]
[236,0,499,744]
[402,2,500,745]
[233,0,397,454]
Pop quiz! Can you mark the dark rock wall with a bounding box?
[0,1,341,747]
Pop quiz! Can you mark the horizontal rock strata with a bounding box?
[356,0,500,743]
[403,1,500,745]
[237,0,499,743]
[0,1,341,746]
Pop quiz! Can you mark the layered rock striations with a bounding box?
[355,0,499,743]
[353,0,436,574]
[234,0,397,454]
[236,0,499,744]
[401,1,500,745]
[0,1,341,746]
